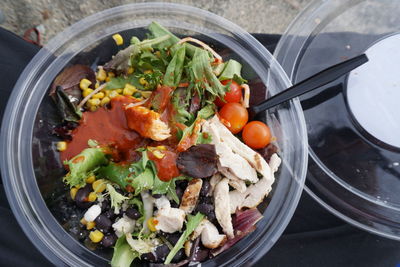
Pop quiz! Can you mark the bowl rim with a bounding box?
[0,2,308,265]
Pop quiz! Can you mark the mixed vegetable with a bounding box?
[51,22,281,266]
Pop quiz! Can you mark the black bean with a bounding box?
[125,207,141,220]
[172,248,185,263]
[192,245,210,262]
[199,196,213,205]
[207,210,217,224]
[153,244,170,262]
[152,193,162,199]
[176,180,188,189]
[75,184,92,209]
[142,251,156,262]
[104,209,116,219]
[161,232,181,245]
[196,203,213,215]
[101,233,117,248]
[100,199,110,212]
[95,214,112,232]
[175,187,184,200]
[200,179,211,197]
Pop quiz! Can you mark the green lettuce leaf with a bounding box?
[97,162,131,189]
[63,147,108,188]
[111,235,138,267]
[163,45,186,87]
[164,212,205,264]
[131,167,154,196]
[106,184,129,213]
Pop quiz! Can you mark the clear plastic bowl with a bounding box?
[274,0,400,240]
[0,3,308,266]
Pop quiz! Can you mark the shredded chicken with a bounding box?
[202,120,258,183]
[154,196,185,233]
[180,178,203,214]
[210,173,222,195]
[218,164,247,193]
[125,105,171,141]
[214,178,234,238]
[229,153,281,213]
[201,220,227,249]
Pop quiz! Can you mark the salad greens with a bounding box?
[111,235,138,267]
[164,212,205,264]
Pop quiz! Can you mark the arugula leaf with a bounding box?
[163,45,186,87]
[111,235,138,267]
[148,21,197,57]
[106,75,144,90]
[218,59,245,83]
[189,48,228,99]
[104,34,171,72]
[63,147,107,188]
[106,184,129,214]
[131,168,154,196]
[164,212,205,264]
[197,131,212,144]
[55,86,82,122]
[197,104,216,119]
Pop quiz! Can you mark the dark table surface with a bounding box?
[0,28,399,267]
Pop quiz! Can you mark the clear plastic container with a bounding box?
[274,0,400,240]
[0,3,308,266]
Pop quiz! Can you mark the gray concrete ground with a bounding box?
[0,0,311,44]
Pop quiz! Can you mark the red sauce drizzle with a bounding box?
[148,149,180,182]
[60,96,146,162]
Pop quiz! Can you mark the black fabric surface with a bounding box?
[0,28,399,267]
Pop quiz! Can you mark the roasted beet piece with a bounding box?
[176,144,217,178]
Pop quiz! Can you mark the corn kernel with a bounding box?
[156,145,167,151]
[88,192,97,202]
[89,105,98,112]
[141,91,152,98]
[70,187,78,200]
[88,98,101,106]
[144,70,153,74]
[95,82,100,89]
[80,218,87,225]
[86,175,96,184]
[105,76,111,82]
[108,90,119,99]
[57,141,67,151]
[82,88,94,98]
[96,67,107,81]
[112,34,124,46]
[92,92,105,99]
[116,89,123,94]
[79,78,92,90]
[93,179,106,193]
[152,150,165,159]
[127,67,134,74]
[108,72,115,78]
[147,217,157,232]
[139,77,147,86]
[100,96,111,106]
[89,230,104,243]
[86,221,96,230]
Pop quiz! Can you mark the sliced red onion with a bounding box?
[211,208,263,256]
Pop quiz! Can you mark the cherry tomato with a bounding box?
[219,103,248,134]
[215,80,242,107]
[242,121,272,149]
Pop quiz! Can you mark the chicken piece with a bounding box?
[214,178,234,238]
[191,218,207,240]
[218,164,247,193]
[201,220,227,249]
[180,178,203,214]
[112,214,136,237]
[202,120,258,183]
[208,115,273,182]
[229,153,281,213]
[210,173,222,194]
[154,196,186,233]
[125,105,170,141]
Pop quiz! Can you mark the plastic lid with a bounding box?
[274,0,400,240]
